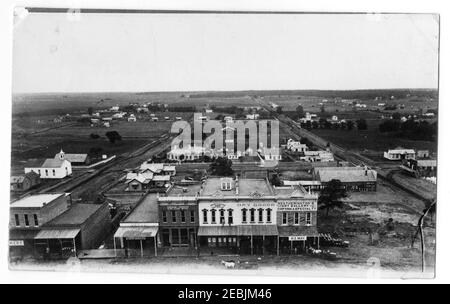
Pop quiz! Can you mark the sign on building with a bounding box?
[278,200,317,212]
[9,240,24,247]
[288,236,307,241]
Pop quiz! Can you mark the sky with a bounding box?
[12,10,439,93]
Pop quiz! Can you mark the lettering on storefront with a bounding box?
[288,236,307,241]
[278,200,317,211]
[9,240,24,247]
[166,205,190,210]
[236,202,276,208]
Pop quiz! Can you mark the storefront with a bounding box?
[114,225,159,257]
[34,228,80,259]
[198,225,278,255]
[277,226,320,255]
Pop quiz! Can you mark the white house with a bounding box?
[25,152,72,179]
[246,114,260,120]
[128,114,137,122]
[384,148,416,160]
[286,139,307,153]
[300,150,334,162]
[167,146,206,162]
[260,147,282,161]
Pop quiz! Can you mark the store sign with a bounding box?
[9,240,24,247]
[288,236,307,241]
[167,205,190,210]
[278,201,316,212]
[236,202,276,208]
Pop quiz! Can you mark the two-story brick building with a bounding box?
[9,193,71,257]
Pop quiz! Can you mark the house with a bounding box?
[313,166,377,191]
[405,159,437,177]
[246,114,260,120]
[417,150,430,158]
[286,139,307,153]
[110,106,120,112]
[112,112,126,119]
[25,154,72,179]
[384,148,416,160]
[300,150,335,162]
[128,114,137,122]
[139,163,176,176]
[10,171,41,192]
[9,193,71,257]
[167,146,205,162]
[260,147,282,161]
[54,150,90,166]
[125,172,154,191]
[34,203,112,258]
[151,117,159,122]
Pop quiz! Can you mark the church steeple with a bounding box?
[58,149,65,160]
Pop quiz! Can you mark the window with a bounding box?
[294,213,300,225]
[258,209,264,223]
[242,208,247,223]
[45,169,48,176]
[171,210,177,223]
[282,212,288,225]
[38,169,41,175]
[211,209,216,224]
[180,210,186,223]
[190,210,195,223]
[219,209,225,224]
[14,214,20,227]
[24,214,29,227]
[162,211,167,223]
[202,209,208,224]
[52,169,56,176]
[228,209,233,224]
[250,208,255,223]
[266,208,272,223]
[306,212,312,226]
[33,214,39,226]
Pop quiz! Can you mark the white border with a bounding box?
[1,0,448,284]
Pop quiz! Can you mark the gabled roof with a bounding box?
[56,153,88,163]
[139,163,164,173]
[41,158,68,168]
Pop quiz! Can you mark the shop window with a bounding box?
[171,210,177,223]
[266,208,272,223]
[282,212,288,225]
[306,212,312,226]
[162,211,167,223]
[242,208,247,223]
[211,209,216,224]
[202,209,208,224]
[294,213,300,225]
[14,214,20,227]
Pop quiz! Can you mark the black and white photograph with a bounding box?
[1,0,448,285]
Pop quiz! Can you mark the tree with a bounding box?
[318,179,348,217]
[356,119,368,130]
[296,105,304,118]
[346,120,355,131]
[270,174,282,187]
[105,131,122,143]
[209,157,234,176]
[89,133,100,139]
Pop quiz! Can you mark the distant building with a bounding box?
[54,150,90,166]
[417,150,430,159]
[313,166,377,191]
[128,114,137,122]
[286,139,307,153]
[167,146,205,162]
[405,159,437,177]
[260,147,282,161]
[25,153,72,179]
[246,114,260,120]
[10,171,41,192]
[300,150,334,162]
[384,148,416,161]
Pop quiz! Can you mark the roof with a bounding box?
[200,178,273,197]
[44,203,104,227]
[316,167,377,183]
[167,183,202,197]
[387,148,415,154]
[10,172,39,184]
[415,159,437,167]
[114,226,158,239]
[125,172,153,184]
[152,175,171,182]
[9,229,39,240]
[122,194,159,223]
[35,228,80,240]
[57,153,88,163]
[140,163,164,173]
[41,158,68,168]
[10,193,66,208]
[197,225,278,236]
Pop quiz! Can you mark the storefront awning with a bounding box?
[35,228,80,240]
[198,225,278,236]
[114,226,158,239]
[277,226,319,238]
